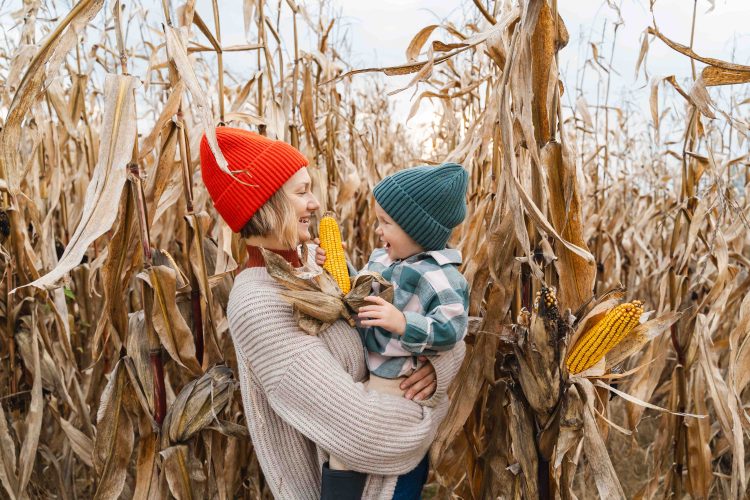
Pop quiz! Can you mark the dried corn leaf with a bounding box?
[332,20,511,82]
[132,432,158,500]
[59,417,94,468]
[0,399,18,498]
[300,62,320,153]
[592,379,703,418]
[160,445,207,500]
[47,80,80,139]
[513,175,595,266]
[686,370,713,498]
[146,265,202,375]
[24,74,138,291]
[14,311,43,499]
[0,0,104,194]
[696,314,746,498]
[688,76,718,119]
[552,385,583,470]
[139,80,185,160]
[647,26,750,74]
[701,65,750,87]
[93,359,134,500]
[405,25,439,62]
[146,123,180,228]
[125,311,156,417]
[730,294,750,395]
[165,26,228,174]
[575,380,626,500]
[15,328,59,393]
[431,287,506,465]
[508,392,539,499]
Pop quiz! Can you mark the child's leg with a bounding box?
[328,455,348,470]
[365,374,406,397]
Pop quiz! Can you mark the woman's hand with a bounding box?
[358,296,406,335]
[400,357,436,401]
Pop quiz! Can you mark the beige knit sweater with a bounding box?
[227,266,465,500]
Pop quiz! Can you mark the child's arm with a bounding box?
[399,277,468,354]
[358,275,468,354]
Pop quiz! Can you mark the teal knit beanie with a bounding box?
[373,162,469,251]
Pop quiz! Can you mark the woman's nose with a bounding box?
[308,195,321,211]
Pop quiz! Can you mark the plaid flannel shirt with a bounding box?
[358,247,469,378]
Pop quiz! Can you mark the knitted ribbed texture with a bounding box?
[227,265,465,500]
[373,162,469,251]
[200,127,308,232]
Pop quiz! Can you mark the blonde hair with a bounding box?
[240,189,299,249]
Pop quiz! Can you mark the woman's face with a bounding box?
[282,168,320,243]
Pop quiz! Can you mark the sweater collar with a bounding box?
[245,245,303,269]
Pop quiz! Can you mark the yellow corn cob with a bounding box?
[318,212,351,294]
[566,300,644,374]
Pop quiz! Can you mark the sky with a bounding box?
[195,0,749,130]
[1,0,748,135]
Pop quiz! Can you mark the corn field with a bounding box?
[0,0,748,498]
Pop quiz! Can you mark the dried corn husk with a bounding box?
[161,365,235,448]
[261,248,393,335]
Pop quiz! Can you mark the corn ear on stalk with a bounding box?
[566,300,644,374]
[319,212,351,294]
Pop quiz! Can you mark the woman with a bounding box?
[200,127,465,499]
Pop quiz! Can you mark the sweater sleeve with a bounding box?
[401,276,468,354]
[228,282,455,475]
[417,341,466,408]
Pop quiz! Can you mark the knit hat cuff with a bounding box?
[375,178,452,251]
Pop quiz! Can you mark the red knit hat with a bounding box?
[200,127,308,232]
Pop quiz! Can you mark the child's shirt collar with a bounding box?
[370,247,462,267]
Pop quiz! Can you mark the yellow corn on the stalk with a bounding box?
[566,300,644,374]
[319,212,351,294]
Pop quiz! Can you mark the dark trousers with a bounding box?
[320,462,367,500]
[319,454,429,500]
[392,455,429,500]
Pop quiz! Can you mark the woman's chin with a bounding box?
[298,228,312,243]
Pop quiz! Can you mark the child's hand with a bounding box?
[313,238,347,268]
[358,296,406,335]
[314,245,327,267]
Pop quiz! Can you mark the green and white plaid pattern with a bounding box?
[359,247,469,378]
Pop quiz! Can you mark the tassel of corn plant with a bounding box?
[319,212,351,294]
[566,300,644,374]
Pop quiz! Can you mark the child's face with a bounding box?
[374,203,424,261]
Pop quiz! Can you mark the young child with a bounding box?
[317,162,470,398]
